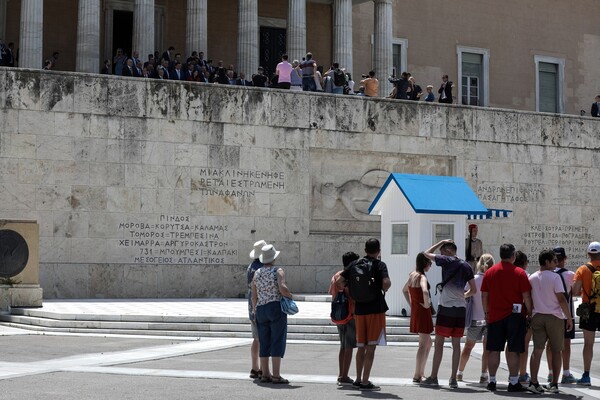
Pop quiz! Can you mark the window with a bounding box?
[457,46,489,106]
[432,224,454,245]
[391,224,408,254]
[392,38,408,78]
[535,56,564,113]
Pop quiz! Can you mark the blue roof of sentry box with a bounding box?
[368,173,489,216]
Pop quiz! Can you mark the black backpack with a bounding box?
[348,258,378,303]
[333,69,346,86]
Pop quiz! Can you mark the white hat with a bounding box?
[249,240,267,259]
[588,241,600,253]
[259,244,280,264]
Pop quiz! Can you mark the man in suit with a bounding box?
[236,72,251,86]
[122,58,135,76]
[162,46,175,63]
[438,74,454,104]
[170,61,186,80]
[591,95,600,117]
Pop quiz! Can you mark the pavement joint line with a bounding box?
[0,338,251,380]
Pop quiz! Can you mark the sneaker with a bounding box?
[352,380,361,389]
[456,372,463,382]
[486,381,496,392]
[547,373,553,383]
[508,382,528,392]
[544,383,559,393]
[423,376,439,386]
[518,373,530,384]
[449,378,458,389]
[479,375,489,384]
[561,374,577,384]
[577,375,591,386]
[337,377,354,386]
[359,381,381,391]
[527,382,545,394]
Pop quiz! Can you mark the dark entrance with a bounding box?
[259,27,286,78]
[112,10,133,72]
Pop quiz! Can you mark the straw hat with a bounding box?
[249,240,267,259]
[259,244,280,264]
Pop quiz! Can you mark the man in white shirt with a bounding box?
[527,249,573,394]
[275,54,293,90]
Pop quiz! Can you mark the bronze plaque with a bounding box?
[0,230,29,278]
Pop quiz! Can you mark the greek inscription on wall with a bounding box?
[191,168,286,197]
[521,224,591,268]
[477,183,545,203]
[118,214,237,265]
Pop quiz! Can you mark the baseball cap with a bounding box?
[553,246,566,259]
[587,241,600,253]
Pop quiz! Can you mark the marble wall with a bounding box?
[1,67,600,299]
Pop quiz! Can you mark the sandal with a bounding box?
[271,376,289,384]
[249,369,262,379]
[260,376,272,383]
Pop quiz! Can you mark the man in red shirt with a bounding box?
[481,244,533,392]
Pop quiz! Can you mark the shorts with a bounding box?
[337,318,357,349]
[564,318,575,339]
[531,313,565,352]
[579,310,600,332]
[466,321,487,341]
[256,301,287,357]
[435,305,466,338]
[355,313,386,347]
[486,313,526,353]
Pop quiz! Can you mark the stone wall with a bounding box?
[1,67,599,299]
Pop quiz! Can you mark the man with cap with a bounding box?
[247,239,267,379]
[545,246,577,384]
[466,224,483,271]
[572,241,600,385]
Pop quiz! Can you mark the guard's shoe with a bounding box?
[561,374,577,384]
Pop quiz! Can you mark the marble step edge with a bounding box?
[0,321,423,342]
[8,308,414,326]
[0,315,415,334]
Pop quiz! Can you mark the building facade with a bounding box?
[2,0,600,114]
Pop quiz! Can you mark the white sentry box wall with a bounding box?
[374,182,467,316]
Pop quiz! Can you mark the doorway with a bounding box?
[112,10,133,65]
[259,27,286,78]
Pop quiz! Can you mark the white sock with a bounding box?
[481,372,489,377]
[458,370,463,374]
[490,376,496,383]
[563,370,570,376]
[509,376,519,385]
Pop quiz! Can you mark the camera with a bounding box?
[361,74,368,78]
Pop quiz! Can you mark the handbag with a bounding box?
[280,296,298,315]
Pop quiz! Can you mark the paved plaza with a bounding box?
[0,300,599,399]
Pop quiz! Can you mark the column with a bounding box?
[186,0,207,57]
[0,0,8,40]
[373,0,392,96]
[236,0,258,77]
[287,0,306,63]
[19,0,43,69]
[76,0,101,73]
[133,0,154,61]
[333,0,352,72]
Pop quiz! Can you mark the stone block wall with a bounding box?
[1,67,599,299]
